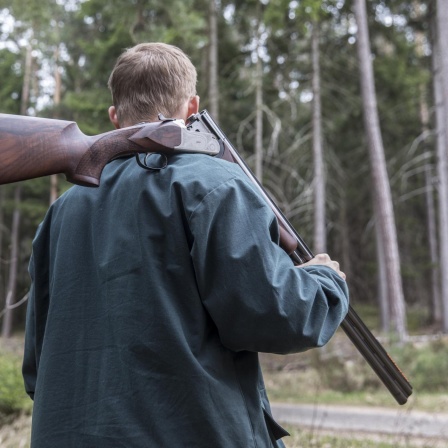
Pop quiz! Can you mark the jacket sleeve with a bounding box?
[189,175,349,354]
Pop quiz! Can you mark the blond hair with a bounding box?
[108,43,197,126]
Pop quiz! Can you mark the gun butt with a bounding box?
[0,114,89,186]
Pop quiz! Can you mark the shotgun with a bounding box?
[0,111,412,404]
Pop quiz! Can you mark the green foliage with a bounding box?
[284,426,418,448]
[0,49,23,114]
[61,90,113,134]
[262,335,448,413]
[311,347,383,393]
[390,339,448,392]
[317,336,448,396]
[0,352,31,415]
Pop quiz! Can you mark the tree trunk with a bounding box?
[435,0,448,331]
[338,192,352,290]
[50,45,62,204]
[425,165,442,325]
[1,41,32,337]
[253,2,263,181]
[418,78,442,326]
[1,186,21,339]
[414,5,442,327]
[311,21,326,253]
[374,202,390,332]
[410,0,441,325]
[20,44,33,116]
[0,187,4,301]
[208,0,219,120]
[254,54,263,181]
[354,0,407,341]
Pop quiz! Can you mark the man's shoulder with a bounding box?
[172,154,243,177]
[168,154,248,189]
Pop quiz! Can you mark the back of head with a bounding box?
[108,42,197,126]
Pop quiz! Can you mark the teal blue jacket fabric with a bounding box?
[23,154,349,447]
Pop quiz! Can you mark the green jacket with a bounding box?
[23,154,349,447]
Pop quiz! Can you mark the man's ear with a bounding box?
[108,106,120,129]
[186,95,200,119]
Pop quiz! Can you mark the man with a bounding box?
[23,42,349,447]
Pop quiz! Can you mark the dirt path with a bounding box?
[271,402,448,440]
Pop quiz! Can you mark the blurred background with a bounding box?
[1,0,448,446]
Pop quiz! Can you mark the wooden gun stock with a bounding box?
[0,114,214,187]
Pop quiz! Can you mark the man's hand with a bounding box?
[298,253,346,280]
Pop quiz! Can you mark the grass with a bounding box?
[283,426,447,447]
[0,352,32,417]
[0,338,32,448]
[262,368,448,413]
[260,328,448,413]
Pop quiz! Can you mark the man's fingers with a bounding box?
[315,253,331,263]
[298,253,346,280]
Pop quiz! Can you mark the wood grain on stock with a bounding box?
[74,123,182,186]
[0,114,182,187]
[0,114,87,185]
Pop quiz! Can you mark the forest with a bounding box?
[0,0,447,343]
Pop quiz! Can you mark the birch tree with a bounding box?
[434,0,448,331]
[0,187,4,301]
[50,44,62,204]
[254,1,264,181]
[311,20,326,253]
[208,0,219,119]
[354,0,407,340]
